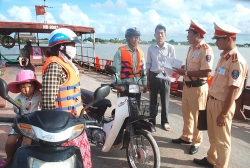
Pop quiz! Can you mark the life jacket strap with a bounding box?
[56,93,81,101]
[59,83,80,91]
[56,102,82,114]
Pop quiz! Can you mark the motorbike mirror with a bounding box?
[80,85,110,117]
[106,66,116,75]
[140,69,146,77]
[106,65,118,84]
[0,78,23,116]
[0,78,9,99]
[93,85,110,101]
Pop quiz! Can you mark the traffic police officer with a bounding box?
[172,20,214,155]
[194,23,248,168]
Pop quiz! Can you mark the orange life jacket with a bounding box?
[120,46,143,79]
[207,75,213,88]
[170,73,180,95]
[42,56,83,116]
[95,56,101,71]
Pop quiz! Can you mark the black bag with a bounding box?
[197,109,207,130]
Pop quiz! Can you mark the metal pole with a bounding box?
[44,0,46,23]
[81,34,84,61]
[37,33,39,46]
[93,33,95,58]
[18,32,20,50]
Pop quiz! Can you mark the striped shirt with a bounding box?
[42,62,67,110]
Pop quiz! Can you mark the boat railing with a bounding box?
[74,54,113,73]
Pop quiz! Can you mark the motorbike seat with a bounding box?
[81,89,111,107]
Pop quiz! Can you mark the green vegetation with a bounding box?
[0,35,249,47]
[91,37,249,47]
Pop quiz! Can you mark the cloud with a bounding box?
[7,5,32,22]
[58,3,90,26]
[34,12,56,24]
[224,4,250,33]
[151,0,185,11]
[127,8,142,17]
[91,0,127,9]
[0,14,8,21]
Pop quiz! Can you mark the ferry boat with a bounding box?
[0,21,249,167]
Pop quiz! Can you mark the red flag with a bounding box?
[35,6,45,15]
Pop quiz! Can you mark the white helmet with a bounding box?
[48,28,82,47]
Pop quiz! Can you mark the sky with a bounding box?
[0,0,250,44]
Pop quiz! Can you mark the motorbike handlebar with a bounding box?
[85,120,97,125]
[101,83,145,92]
[0,117,14,123]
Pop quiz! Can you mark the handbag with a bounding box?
[197,109,207,130]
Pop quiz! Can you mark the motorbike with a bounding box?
[80,66,161,168]
[0,78,110,168]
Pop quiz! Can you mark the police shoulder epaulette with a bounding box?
[203,43,208,49]
[232,54,238,62]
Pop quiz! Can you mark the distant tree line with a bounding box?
[0,35,249,47]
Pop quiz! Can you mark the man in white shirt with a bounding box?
[146,24,176,131]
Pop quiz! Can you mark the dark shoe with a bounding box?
[193,157,214,168]
[189,145,199,155]
[149,119,156,126]
[172,138,191,144]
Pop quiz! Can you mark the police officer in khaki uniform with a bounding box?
[172,20,214,155]
[194,23,248,168]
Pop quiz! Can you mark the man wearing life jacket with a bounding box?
[112,27,147,91]
[41,28,92,168]
[172,20,214,155]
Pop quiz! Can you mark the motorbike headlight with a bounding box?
[129,85,139,93]
[28,155,76,168]
[18,123,38,141]
[68,124,85,141]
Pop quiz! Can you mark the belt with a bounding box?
[184,80,207,87]
[209,95,218,100]
[150,71,161,75]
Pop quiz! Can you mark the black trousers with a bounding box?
[149,72,170,125]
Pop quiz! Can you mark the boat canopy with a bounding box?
[0,21,95,35]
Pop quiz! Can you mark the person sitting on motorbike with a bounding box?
[0,70,42,167]
[112,27,147,92]
[41,28,92,168]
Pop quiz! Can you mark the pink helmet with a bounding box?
[8,70,42,93]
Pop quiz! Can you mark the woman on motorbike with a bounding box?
[41,28,91,168]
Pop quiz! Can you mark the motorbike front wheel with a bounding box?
[126,130,160,168]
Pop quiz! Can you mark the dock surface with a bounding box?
[0,66,249,168]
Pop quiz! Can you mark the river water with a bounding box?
[92,43,250,83]
[0,43,249,83]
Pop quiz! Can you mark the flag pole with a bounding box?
[44,0,46,23]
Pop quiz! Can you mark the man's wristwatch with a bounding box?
[185,70,188,76]
[221,113,228,118]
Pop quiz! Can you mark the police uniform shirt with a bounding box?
[184,40,214,81]
[209,47,248,101]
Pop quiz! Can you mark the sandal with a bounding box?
[162,123,171,131]
[0,159,7,168]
